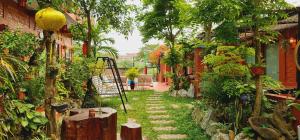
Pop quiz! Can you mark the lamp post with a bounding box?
[35,7,66,137]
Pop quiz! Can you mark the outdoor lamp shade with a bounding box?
[35,7,67,31]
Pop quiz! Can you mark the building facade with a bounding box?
[0,0,75,61]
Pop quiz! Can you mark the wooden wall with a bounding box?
[278,27,298,88]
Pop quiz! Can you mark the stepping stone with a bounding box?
[148,106,165,110]
[150,120,174,125]
[147,104,162,107]
[146,102,163,104]
[185,104,193,109]
[150,94,162,96]
[120,104,132,110]
[149,115,170,119]
[146,102,162,105]
[171,104,180,109]
[127,118,136,123]
[147,97,161,100]
[153,126,177,131]
[147,110,167,114]
[132,97,139,101]
[158,134,187,139]
[146,98,162,101]
[147,100,163,103]
[149,96,162,98]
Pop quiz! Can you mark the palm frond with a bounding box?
[97,46,119,58]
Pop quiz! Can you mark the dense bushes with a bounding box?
[200,45,282,133]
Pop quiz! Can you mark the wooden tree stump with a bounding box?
[61,107,117,140]
[121,122,142,140]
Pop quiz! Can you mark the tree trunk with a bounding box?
[204,23,212,43]
[86,11,93,58]
[44,31,58,138]
[169,40,180,90]
[252,25,263,117]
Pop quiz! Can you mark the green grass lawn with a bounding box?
[101,90,209,140]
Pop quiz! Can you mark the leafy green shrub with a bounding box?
[201,45,256,132]
[0,100,48,139]
[64,57,90,98]
[0,30,39,57]
[125,67,140,81]
[22,77,45,106]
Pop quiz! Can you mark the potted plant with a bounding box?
[18,88,26,100]
[125,67,139,90]
[250,63,266,76]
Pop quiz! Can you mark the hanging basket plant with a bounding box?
[251,66,265,75]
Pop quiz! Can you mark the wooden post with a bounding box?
[61,107,117,140]
[120,122,142,140]
[194,47,204,98]
[296,7,300,89]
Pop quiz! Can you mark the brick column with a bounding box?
[194,48,204,98]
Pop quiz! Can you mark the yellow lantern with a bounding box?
[35,7,67,31]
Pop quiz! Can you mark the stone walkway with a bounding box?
[146,92,188,140]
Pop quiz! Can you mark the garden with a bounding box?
[0,0,300,140]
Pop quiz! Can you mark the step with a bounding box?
[146,98,162,101]
[153,126,177,131]
[150,120,174,125]
[147,97,162,100]
[146,101,163,103]
[149,115,170,120]
[148,106,166,110]
[147,104,163,107]
[147,110,167,114]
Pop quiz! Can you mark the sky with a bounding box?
[110,0,300,55]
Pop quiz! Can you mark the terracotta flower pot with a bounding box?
[36,106,45,112]
[251,66,265,75]
[239,60,247,65]
[18,92,26,100]
[20,56,30,62]
[3,48,9,55]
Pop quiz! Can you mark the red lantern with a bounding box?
[82,41,88,56]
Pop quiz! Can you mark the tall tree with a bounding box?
[238,0,290,116]
[138,0,190,90]
[71,0,133,57]
[192,0,242,42]
[69,23,118,58]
